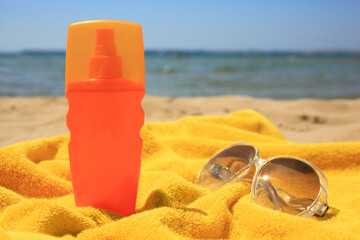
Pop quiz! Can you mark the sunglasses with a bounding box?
[196,143,329,217]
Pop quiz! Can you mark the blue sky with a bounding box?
[1,0,359,51]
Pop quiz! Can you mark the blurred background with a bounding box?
[1,0,360,99]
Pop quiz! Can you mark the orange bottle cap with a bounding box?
[65,20,145,90]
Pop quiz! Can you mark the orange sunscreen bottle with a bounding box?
[65,20,145,216]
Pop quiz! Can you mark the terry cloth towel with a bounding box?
[1,110,360,240]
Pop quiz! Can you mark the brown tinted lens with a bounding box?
[253,157,320,215]
[197,144,256,188]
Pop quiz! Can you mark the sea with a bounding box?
[0,50,359,99]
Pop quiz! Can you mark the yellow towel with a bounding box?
[1,110,360,240]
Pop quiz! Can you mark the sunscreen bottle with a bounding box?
[65,20,145,215]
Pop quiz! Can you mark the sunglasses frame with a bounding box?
[197,143,329,217]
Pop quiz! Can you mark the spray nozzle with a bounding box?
[94,29,117,56]
[89,28,122,79]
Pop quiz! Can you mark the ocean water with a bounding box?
[0,51,359,99]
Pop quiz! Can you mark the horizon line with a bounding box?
[1,48,360,54]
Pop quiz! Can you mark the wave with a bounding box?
[213,65,237,73]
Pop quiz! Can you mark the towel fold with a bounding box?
[1,110,359,239]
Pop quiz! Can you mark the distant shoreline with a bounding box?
[1,49,360,56]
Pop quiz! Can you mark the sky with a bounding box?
[1,0,360,52]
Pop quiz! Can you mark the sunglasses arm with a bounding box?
[257,179,282,211]
[208,164,234,182]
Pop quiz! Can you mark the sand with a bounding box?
[0,95,359,148]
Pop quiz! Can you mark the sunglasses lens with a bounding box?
[253,157,320,215]
[197,144,257,189]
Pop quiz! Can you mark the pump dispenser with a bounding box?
[65,20,145,216]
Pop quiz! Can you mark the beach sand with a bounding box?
[0,95,359,148]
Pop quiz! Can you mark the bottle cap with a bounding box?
[65,20,145,90]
